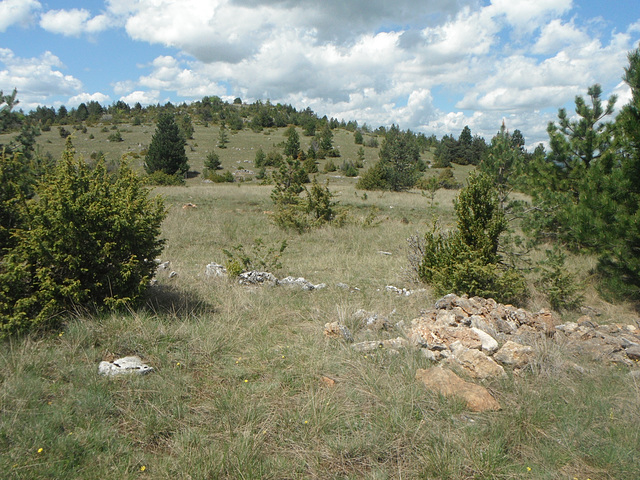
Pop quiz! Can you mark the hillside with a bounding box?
[2,108,640,478]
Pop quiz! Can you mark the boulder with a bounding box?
[493,341,534,368]
[416,367,501,412]
[98,356,154,376]
[448,343,506,379]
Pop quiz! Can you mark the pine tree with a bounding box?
[144,113,189,176]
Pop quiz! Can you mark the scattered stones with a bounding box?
[98,356,154,377]
[205,263,228,277]
[324,322,354,342]
[385,285,426,296]
[169,271,178,278]
[156,260,170,270]
[182,203,197,209]
[279,276,327,291]
[354,309,394,331]
[415,367,501,412]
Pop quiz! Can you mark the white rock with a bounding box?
[471,327,499,354]
[98,356,154,377]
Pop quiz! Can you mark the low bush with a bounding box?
[0,139,166,337]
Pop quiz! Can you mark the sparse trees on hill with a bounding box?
[357,125,422,191]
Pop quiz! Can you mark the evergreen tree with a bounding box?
[218,123,229,149]
[144,113,189,176]
[284,126,300,158]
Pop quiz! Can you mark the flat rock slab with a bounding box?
[98,356,154,376]
[416,366,501,412]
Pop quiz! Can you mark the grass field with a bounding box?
[1,122,640,479]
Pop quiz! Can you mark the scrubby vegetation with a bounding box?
[1,45,640,479]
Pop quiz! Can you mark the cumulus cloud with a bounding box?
[14,0,640,147]
[119,90,160,106]
[40,8,115,36]
[0,49,83,102]
[67,91,112,107]
[0,0,41,31]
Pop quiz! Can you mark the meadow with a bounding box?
[1,121,639,479]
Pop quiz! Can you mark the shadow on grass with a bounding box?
[143,284,217,318]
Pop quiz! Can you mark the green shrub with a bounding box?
[536,246,583,311]
[340,160,359,177]
[416,173,528,305]
[0,139,166,337]
[223,238,287,276]
[107,130,123,142]
[204,151,222,170]
[144,170,185,186]
[323,159,337,172]
[204,170,234,183]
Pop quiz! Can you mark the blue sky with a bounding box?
[1,0,639,146]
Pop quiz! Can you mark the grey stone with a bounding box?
[238,271,278,286]
[205,262,228,277]
[470,327,499,354]
[280,276,326,290]
[98,356,154,377]
[625,345,640,361]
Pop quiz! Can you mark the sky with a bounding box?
[1,0,639,147]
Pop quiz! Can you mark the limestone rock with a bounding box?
[323,322,353,342]
[470,327,499,354]
[238,271,278,286]
[98,356,154,376]
[280,276,326,291]
[494,341,534,368]
[448,346,506,379]
[205,262,228,277]
[625,345,640,361]
[416,367,501,412]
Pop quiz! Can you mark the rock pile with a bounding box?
[328,293,640,411]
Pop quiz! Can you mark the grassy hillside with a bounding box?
[1,122,639,479]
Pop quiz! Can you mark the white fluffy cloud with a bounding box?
[40,8,115,36]
[0,49,83,107]
[0,0,40,31]
[67,91,111,107]
[7,0,640,146]
[119,90,160,106]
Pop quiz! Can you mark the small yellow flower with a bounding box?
[244,379,248,383]
[527,467,531,472]
[37,448,43,453]
[282,355,285,359]
[58,332,64,337]
[140,465,146,472]
[176,362,180,366]
[304,420,308,424]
